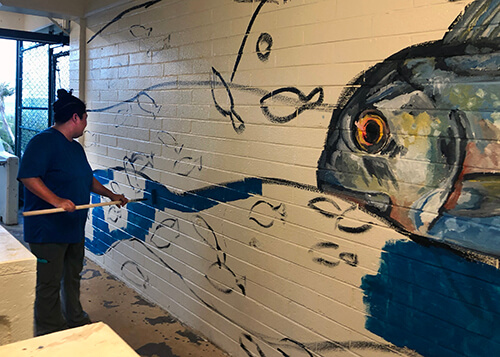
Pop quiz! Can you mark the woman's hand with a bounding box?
[91,177,129,207]
[110,193,129,208]
[55,197,77,212]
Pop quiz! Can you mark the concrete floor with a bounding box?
[1,215,228,357]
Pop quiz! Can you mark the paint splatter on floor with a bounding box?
[103,300,120,308]
[146,316,177,325]
[133,295,156,308]
[136,342,179,357]
[175,330,203,345]
[81,268,102,280]
[80,259,228,357]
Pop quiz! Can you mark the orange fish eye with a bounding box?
[353,113,389,153]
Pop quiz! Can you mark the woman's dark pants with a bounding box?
[29,239,91,336]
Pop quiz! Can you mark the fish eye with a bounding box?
[353,111,389,153]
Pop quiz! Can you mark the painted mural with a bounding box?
[84,0,500,356]
[318,0,500,259]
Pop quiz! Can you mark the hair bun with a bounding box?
[57,89,73,100]
[52,88,85,124]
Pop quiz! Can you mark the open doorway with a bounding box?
[0,36,69,157]
[16,41,69,157]
[0,39,16,154]
[0,27,69,211]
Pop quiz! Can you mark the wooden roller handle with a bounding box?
[23,198,145,217]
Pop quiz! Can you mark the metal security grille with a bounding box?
[15,41,69,156]
[17,42,48,156]
[54,48,70,92]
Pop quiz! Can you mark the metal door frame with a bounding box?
[9,30,69,205]
[49,48,70,126]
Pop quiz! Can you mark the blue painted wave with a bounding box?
[86,169,262,255]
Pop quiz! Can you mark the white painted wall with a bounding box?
[76,0,500,356]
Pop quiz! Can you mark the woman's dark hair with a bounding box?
[53,89,86,124]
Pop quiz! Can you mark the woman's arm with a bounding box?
[91,177,129,207]
[20,177,77,212]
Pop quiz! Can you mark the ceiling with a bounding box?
[0,0,128,19]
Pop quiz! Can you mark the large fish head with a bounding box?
[318,58,466,232]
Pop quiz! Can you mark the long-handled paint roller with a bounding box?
[22,197,148,217]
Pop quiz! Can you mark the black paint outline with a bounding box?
[260,86,324,123]
[210,67,246,133]
[256,32,273,62]
[88,0,163,44]
[231,0,270,81]
[249,200,286,228]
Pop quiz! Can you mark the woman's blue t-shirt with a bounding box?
[18,128,93,244]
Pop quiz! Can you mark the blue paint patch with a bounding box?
[362,240,500,356]
[144,176,263,213]
[86,169,262,255]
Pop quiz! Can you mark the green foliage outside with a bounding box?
[0,113,14,153]
[0,83,15,153]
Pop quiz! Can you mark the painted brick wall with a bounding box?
[79,0,500,356]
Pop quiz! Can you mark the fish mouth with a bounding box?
[317,178,392,217]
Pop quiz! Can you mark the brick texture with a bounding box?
[81,1,500,356]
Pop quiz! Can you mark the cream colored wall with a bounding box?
[0,0,135,20]
[80,0,500,356]
[0,12,53,32]
[0,0,84,19]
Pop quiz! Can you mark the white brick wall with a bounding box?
[81,1,500,356]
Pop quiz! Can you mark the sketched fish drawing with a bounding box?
[317,0,500,257]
